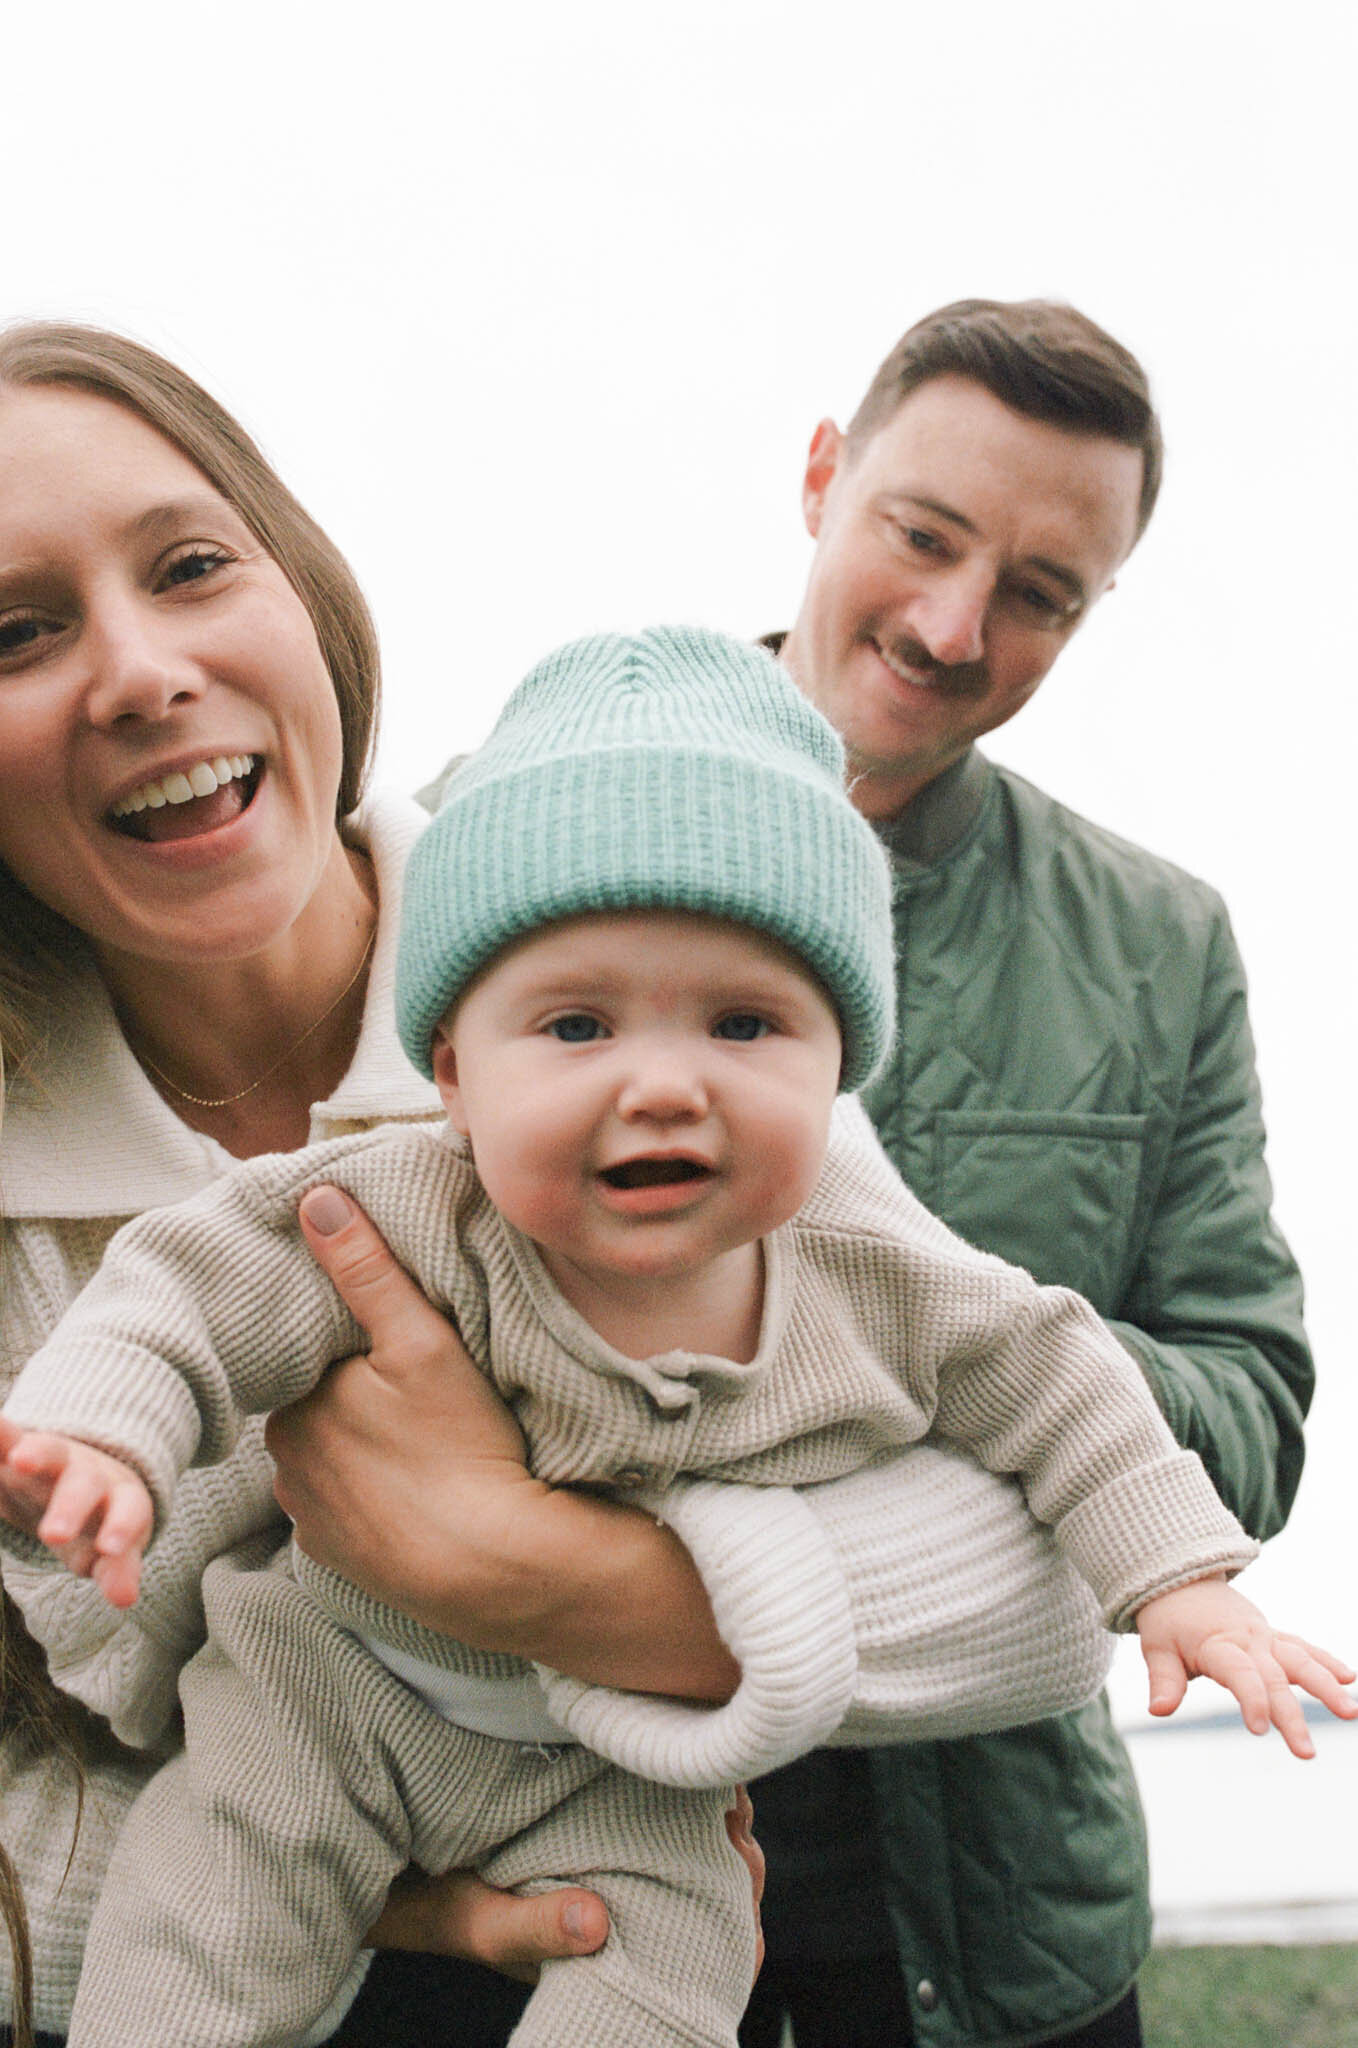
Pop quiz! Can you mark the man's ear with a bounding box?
[802,419,845,539]
[431,1030,469,1135]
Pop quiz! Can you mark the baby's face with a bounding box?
[432,910,842,1292]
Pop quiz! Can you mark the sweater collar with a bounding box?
[1,789,441,1218]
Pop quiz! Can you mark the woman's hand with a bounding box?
[267,1184,739,1693]
[727,1785,766,1980]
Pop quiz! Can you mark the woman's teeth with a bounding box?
[111,755,256,818]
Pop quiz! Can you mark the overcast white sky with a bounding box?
[6,1,1355,1722]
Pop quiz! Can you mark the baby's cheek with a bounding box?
[747,1139,824,1232]
[501,1154,592,1253]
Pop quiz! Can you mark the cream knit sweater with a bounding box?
[8,1092,1256,1796]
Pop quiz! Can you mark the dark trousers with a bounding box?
[0,1956,535,2048]
[739,1967,1143,2048]
[7,1963,1141,2048]
[327,1952,533,2044]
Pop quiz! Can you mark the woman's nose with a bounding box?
[83,603,206,727]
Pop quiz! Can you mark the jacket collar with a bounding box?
[870,747,992,868]
[1,789,442,1219]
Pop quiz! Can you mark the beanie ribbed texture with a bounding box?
[395,627,894,1091]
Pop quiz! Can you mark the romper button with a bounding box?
[615,1467,651,1488]
[916,1979,939,2013]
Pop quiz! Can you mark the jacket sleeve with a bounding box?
[534,1445,1114,1789]
[1109,906,1312,1540]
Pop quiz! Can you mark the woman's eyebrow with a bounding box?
[122,495,244,542]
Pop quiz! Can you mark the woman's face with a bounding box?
[0,385,348,966]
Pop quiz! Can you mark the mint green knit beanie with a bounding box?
[395,626,894,1091]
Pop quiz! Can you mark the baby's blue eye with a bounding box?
[713,1013,770,1042]
[547,1014,605,1043]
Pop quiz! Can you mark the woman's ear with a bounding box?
[431,1029,469,1135]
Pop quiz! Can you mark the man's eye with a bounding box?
[546,1014,605,1043]
[1012,582,1075,625]
[898,524,944,557]
[713,1013,770,1042]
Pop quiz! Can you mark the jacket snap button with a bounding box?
[916,1979,939,2013]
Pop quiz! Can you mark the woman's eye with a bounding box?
[546,1013,606,1043]
[160,546,231,590]
[0,612,59,659]
[713,1013,771,1042]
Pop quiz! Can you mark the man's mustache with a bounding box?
[881,634,990,699]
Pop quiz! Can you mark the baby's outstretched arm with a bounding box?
[0,1415,152,1609]
[1135,1575,1357,1759]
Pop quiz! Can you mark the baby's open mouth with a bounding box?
[600,1159,709,1190]
[109,756,261,842]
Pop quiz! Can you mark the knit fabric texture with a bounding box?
[395,625,895,1089]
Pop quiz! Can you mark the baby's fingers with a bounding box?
[1143,1645,1189,1718]
[1271,1635,1358,1721]
[95,1473,154,1564]
[5,1433,94,1545]
[32,1454,115,1551]
[1197,1636,1315,1759]
[91,1547,143,1610]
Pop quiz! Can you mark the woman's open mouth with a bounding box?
[108,755,262,843]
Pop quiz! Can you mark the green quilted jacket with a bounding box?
[758,746,1313,2046]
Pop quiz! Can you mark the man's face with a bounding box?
[780,375,1144,816]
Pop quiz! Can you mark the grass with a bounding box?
[1139,1945,1358,2047]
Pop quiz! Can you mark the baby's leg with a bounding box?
[484,1767,756,2048]
[65,1545,486,2048]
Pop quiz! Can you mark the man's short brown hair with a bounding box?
[846,298,1163,543]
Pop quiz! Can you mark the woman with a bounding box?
[0,322,1109,2047]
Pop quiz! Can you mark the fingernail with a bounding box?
[301,1187,352,1236]
[563,1904,589,1944]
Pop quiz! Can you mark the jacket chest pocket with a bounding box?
[931,1111,1148,1314]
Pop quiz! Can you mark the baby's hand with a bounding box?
[0,1417,152,1608]
[1135,1575,1358,1759]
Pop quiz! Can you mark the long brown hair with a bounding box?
[0,326,384,2044]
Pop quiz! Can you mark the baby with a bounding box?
[1,627,1351,2048]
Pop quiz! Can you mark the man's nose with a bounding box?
[907,572,989,667]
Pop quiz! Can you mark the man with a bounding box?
[270,300,1312,2048]
[738,299,1312,2047]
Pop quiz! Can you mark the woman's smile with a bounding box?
[109,752,259,839]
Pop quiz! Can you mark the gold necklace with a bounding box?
[133,928,377,1110]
